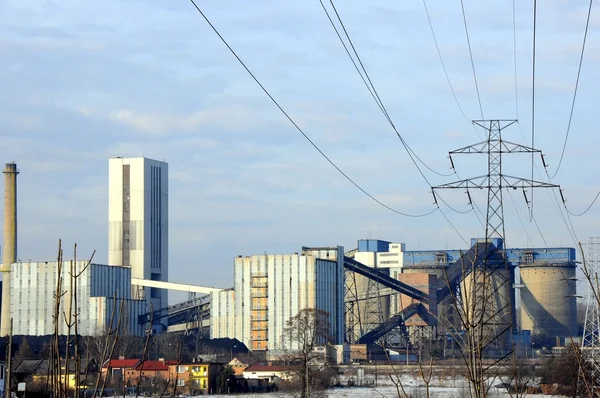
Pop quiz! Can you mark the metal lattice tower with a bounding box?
[433,120,559,347]
[344,269,364,343]
[582,237,600,380]
[364,277,385,338]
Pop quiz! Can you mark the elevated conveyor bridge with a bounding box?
[346,241,499,345]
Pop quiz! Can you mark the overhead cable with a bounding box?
[320,0,454,179]
[530,0,537,220]
[321,0,476,241]
[423,0,470,123]
[549,0,594,179]
[422,0,482,140]
[563,190,600,217]
[512,0,519,119]
[460,0,484,119]
[186,0,437,218]
[438,206,469,246]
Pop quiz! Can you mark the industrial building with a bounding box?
[10,261,146,336]
[1,163,18,336]
[108,157,169,321]
[343,238,577,348]
[210,247,345,354]
[0,158,183,337]
[0,156,580,351]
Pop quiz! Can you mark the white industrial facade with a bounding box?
[210,289,235,339]
[108,157,168,316]
[10,261,146,336]
[210,247,344,352]
[350,242,405,339]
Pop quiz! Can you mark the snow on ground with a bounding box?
[205,386,560,397]
[202,374,561,398]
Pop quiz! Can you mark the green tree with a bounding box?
[14,338,33,364]
[217,365,234,394]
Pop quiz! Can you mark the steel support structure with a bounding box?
[582,237,600,385]
[363,276,385,339]
[344,269,364,343]
[433,119,558,351]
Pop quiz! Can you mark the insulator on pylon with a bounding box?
[559,189,566,204]
[541,154,548,169]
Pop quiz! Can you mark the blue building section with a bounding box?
[402,249,461,267]
[399,238,575,268]
[504,247,576,266]
[358,239,390,253]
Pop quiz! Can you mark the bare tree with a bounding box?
[505,356,534,398]
[438,245,510,398]
[282,308,332,398]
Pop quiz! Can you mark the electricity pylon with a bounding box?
[432,119,559,349]
[582,237,600,383]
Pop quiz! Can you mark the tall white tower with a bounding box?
[108,157,168,318]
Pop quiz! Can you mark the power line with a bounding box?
[422,0,482,141]
[423,0,470,123]
[321,0,478,243]
[549,0,594,179]
[530,0,537,220]
[438,206,469,246]
[506,189,532,247]
[512,0,519,119]
[320,0,454,179]
[564,190,600,217]
[435,191,473,215]
[186,0,438,218]
[460,0,484,119]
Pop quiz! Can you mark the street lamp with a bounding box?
[230,345,237,361]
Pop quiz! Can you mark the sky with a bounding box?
[0,0,599,302]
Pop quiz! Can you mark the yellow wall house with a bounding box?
[167,363,222,394]
[14,359,97,390]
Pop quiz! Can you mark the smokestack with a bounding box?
[1,162,18,336]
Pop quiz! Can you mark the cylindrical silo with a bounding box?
[1,162,18,336]
[461,265,515,347]
[520,264,577,340]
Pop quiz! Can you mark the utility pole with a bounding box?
[6,318,12,398]
[432,119,558,349]
[582,237,600,383]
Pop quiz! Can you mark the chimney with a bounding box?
[1,162,18,337]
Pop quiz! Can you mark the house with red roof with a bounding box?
[102,358,173,387]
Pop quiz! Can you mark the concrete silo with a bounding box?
[460,263,515,346]
[520,263,577,341]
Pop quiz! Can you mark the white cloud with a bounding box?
[108,104,282,136]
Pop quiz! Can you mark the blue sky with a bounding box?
[0,0,599,300]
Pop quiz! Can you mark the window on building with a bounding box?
[177,365,186,373]
[202,379,207,389]
[436,252,448,264]
[176,379,185,387]
[523,251,534,265]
